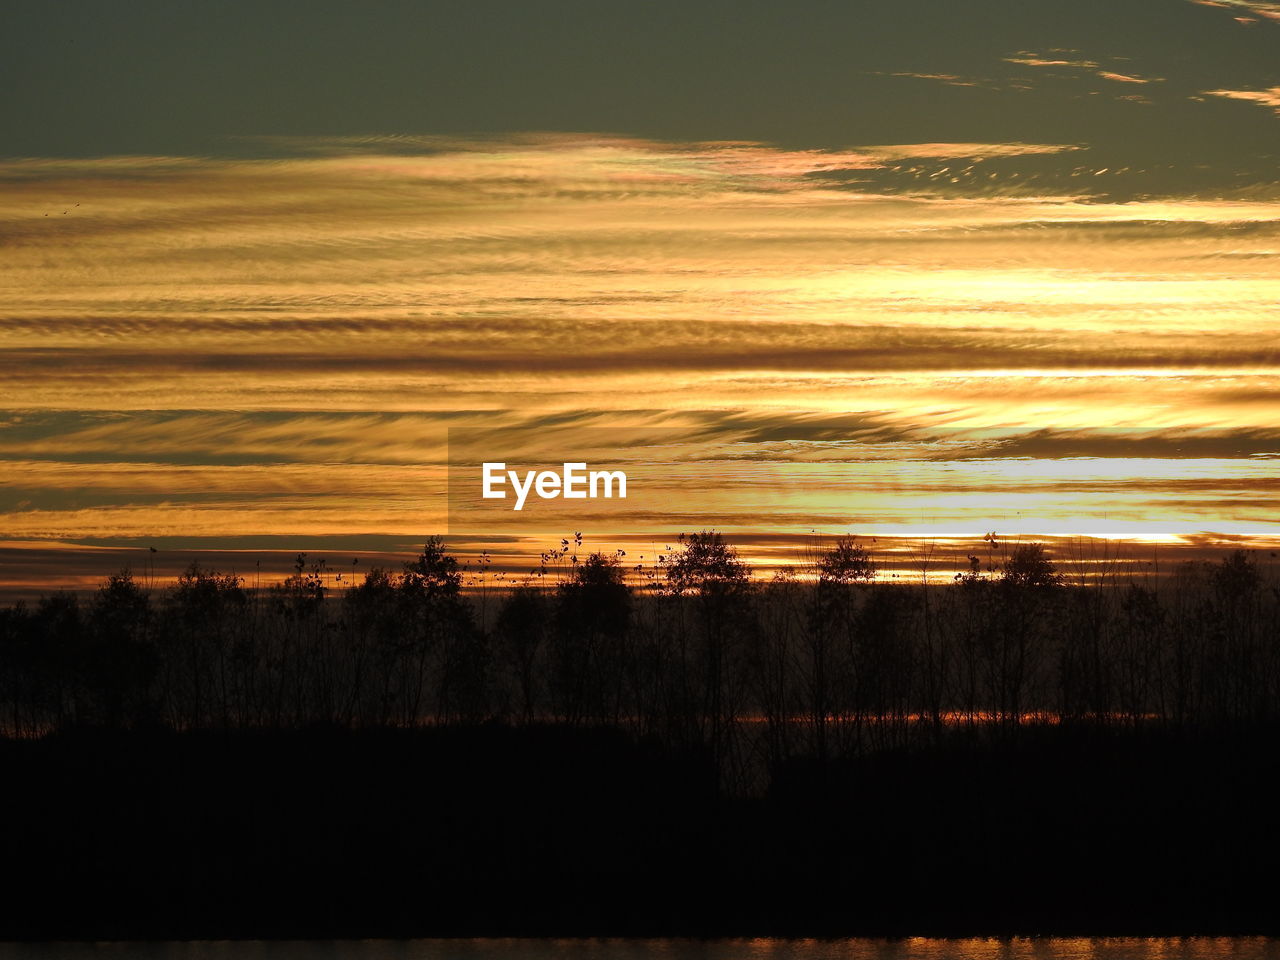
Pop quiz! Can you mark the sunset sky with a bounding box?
[3,0,1280,593]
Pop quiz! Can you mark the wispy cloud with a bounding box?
[857,142,1081,160]
[1202,86,1280,114]
[3,135,1280,565]
[1187,0,1280,22]
[1005,55,1100,69]
[871,70,993,89]
[1005,52,1164,86]
[1096,71,1154,85]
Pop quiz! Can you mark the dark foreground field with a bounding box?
[1,722,1278,940]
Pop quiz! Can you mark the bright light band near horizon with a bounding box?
[434,424,1280,587]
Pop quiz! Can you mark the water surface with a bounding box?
[2,940,1277,960]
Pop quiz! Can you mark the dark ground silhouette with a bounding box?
[1,724,1277,939]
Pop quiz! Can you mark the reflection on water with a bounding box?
[0,941,1277,960]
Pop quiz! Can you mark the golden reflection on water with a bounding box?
[620,940,1276,960]
[0,938,1275,960]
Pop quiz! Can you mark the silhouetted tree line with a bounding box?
[3,535,1280,939]
[1,533,1278,785]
